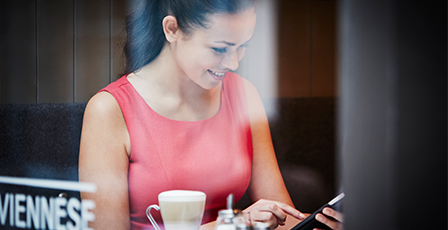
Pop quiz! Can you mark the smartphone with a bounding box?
[290,192,344,230]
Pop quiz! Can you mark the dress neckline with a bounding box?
[123,75,225,123]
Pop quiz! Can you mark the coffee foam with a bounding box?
[158,190,206,202]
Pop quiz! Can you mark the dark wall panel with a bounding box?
[75,0,111,102]
[278,0,312,98]
[1,0,126,104]
[278,0,337,98]
[38,0,74,103]
[111,0,127,81]
[0,0,37,103]
[311,0,336,97]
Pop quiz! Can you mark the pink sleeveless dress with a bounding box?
[100,72,253,230]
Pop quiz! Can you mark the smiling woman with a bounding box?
[158,9,256,91]
[123,0,256,75]
[78,0,341,230]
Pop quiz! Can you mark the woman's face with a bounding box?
[173,7,257,90]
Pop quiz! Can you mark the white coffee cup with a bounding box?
[146,190,206,230]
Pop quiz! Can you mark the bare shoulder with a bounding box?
[84,91,122,120]
[81,91,130,156]
[241,77,259,98]
[241,78,265,119]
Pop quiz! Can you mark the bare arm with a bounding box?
[242,79,305,229]
[243,79,291,205]
[79,92,131,230]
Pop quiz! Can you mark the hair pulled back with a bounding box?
[124,0,257,74]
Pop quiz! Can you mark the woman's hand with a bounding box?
[314,207,343,230]
[244,199,306,229]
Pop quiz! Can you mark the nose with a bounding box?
[221,51,239,71]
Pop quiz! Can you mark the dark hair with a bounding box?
[124,0,257,74]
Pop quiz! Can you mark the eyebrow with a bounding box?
[214,38,252,47]
[214,41,236,46]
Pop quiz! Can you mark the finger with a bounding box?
[268,200,306,220]
[249,211,279,229]
[315,213,342,230]
[322,207,344,222]
[253,203,288,224]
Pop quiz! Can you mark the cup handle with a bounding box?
[146,204,161,230]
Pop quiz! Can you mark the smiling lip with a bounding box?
[208,70,227,81]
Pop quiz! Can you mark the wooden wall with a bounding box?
[0,0,126,104]
[0,0,337,103]
[278,0,337,98]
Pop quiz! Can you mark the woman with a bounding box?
[79,0,343,229]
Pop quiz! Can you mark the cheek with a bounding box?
[237,48,246,62]
[177,45,222,71]
[199,53,223,69]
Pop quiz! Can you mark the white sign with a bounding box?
[0,176,96,230]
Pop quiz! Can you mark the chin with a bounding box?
[196,74,222,90]
[202,83,220,90]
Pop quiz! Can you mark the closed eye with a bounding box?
[212,47,227,54]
